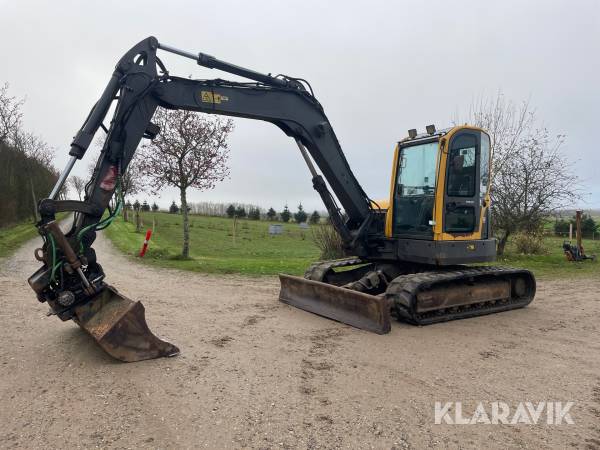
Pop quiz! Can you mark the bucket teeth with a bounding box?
[73,285,179,362]
[279,274,391,334]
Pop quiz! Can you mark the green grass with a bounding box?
[104,212,320,276]
[489,235,599,279]
[0,214,71,259]
[0,221,40,258]
[104,212,599,279]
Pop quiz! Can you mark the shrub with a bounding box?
[512,232,547,255]
[581,215,598,236]
[311,222,346,260]
[554,219,570,235]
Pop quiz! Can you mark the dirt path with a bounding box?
[0,231,599,449]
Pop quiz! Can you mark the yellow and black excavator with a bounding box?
[28,37,535,362]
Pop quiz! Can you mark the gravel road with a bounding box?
[1,231,599,449]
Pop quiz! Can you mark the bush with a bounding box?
[512,232,547,255]
[311,222,346,260]
[581,214,598,237]
[554,219,570,235]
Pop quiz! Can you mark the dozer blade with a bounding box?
[72,285,180,362]
[278,274,391,334]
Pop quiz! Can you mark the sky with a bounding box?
[1,0,599,211]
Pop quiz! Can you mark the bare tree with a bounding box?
[69,175,86,201]
[12,127,55,221]
[0,83,58,222]
[87,142,147,221]
[467,92,535,176]
[0,83,24,146]
[466,93,580,254]
[120,157,146,198]
[140,108,233,258]
[14,130,54,166]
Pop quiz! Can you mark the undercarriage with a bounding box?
[279,258,535,333]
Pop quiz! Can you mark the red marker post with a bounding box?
[139,229,152,257]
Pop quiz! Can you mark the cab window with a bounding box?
[393,141,438,236]
[444,132,479,234]
[446,135,476,197]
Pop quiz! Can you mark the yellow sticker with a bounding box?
[467,244,476,251]
[200,91,229,104]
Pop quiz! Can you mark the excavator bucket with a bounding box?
[72,286,180,362]
[278,274,391,334]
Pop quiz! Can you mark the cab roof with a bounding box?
[398,127,453,145]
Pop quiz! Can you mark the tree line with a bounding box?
[128,198,324,225]
[0,84,57,227]
[224,203,321,224]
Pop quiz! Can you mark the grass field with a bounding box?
[104,211,599,278]
[0,221,40,258]
[104,212,320,276]
[491,235,599,278]
[0,214,69,259]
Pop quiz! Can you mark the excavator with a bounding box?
[28,37,536,362]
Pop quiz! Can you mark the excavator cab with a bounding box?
[384,126,495,265]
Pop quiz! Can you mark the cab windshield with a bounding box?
[393,141,439,236]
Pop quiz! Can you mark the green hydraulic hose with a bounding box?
[48,234,59,282]
[76,179,123,253]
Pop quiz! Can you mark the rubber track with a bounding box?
[385,266,536,325]
[304,257,366,281]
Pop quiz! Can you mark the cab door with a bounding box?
[443,131,482,236]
